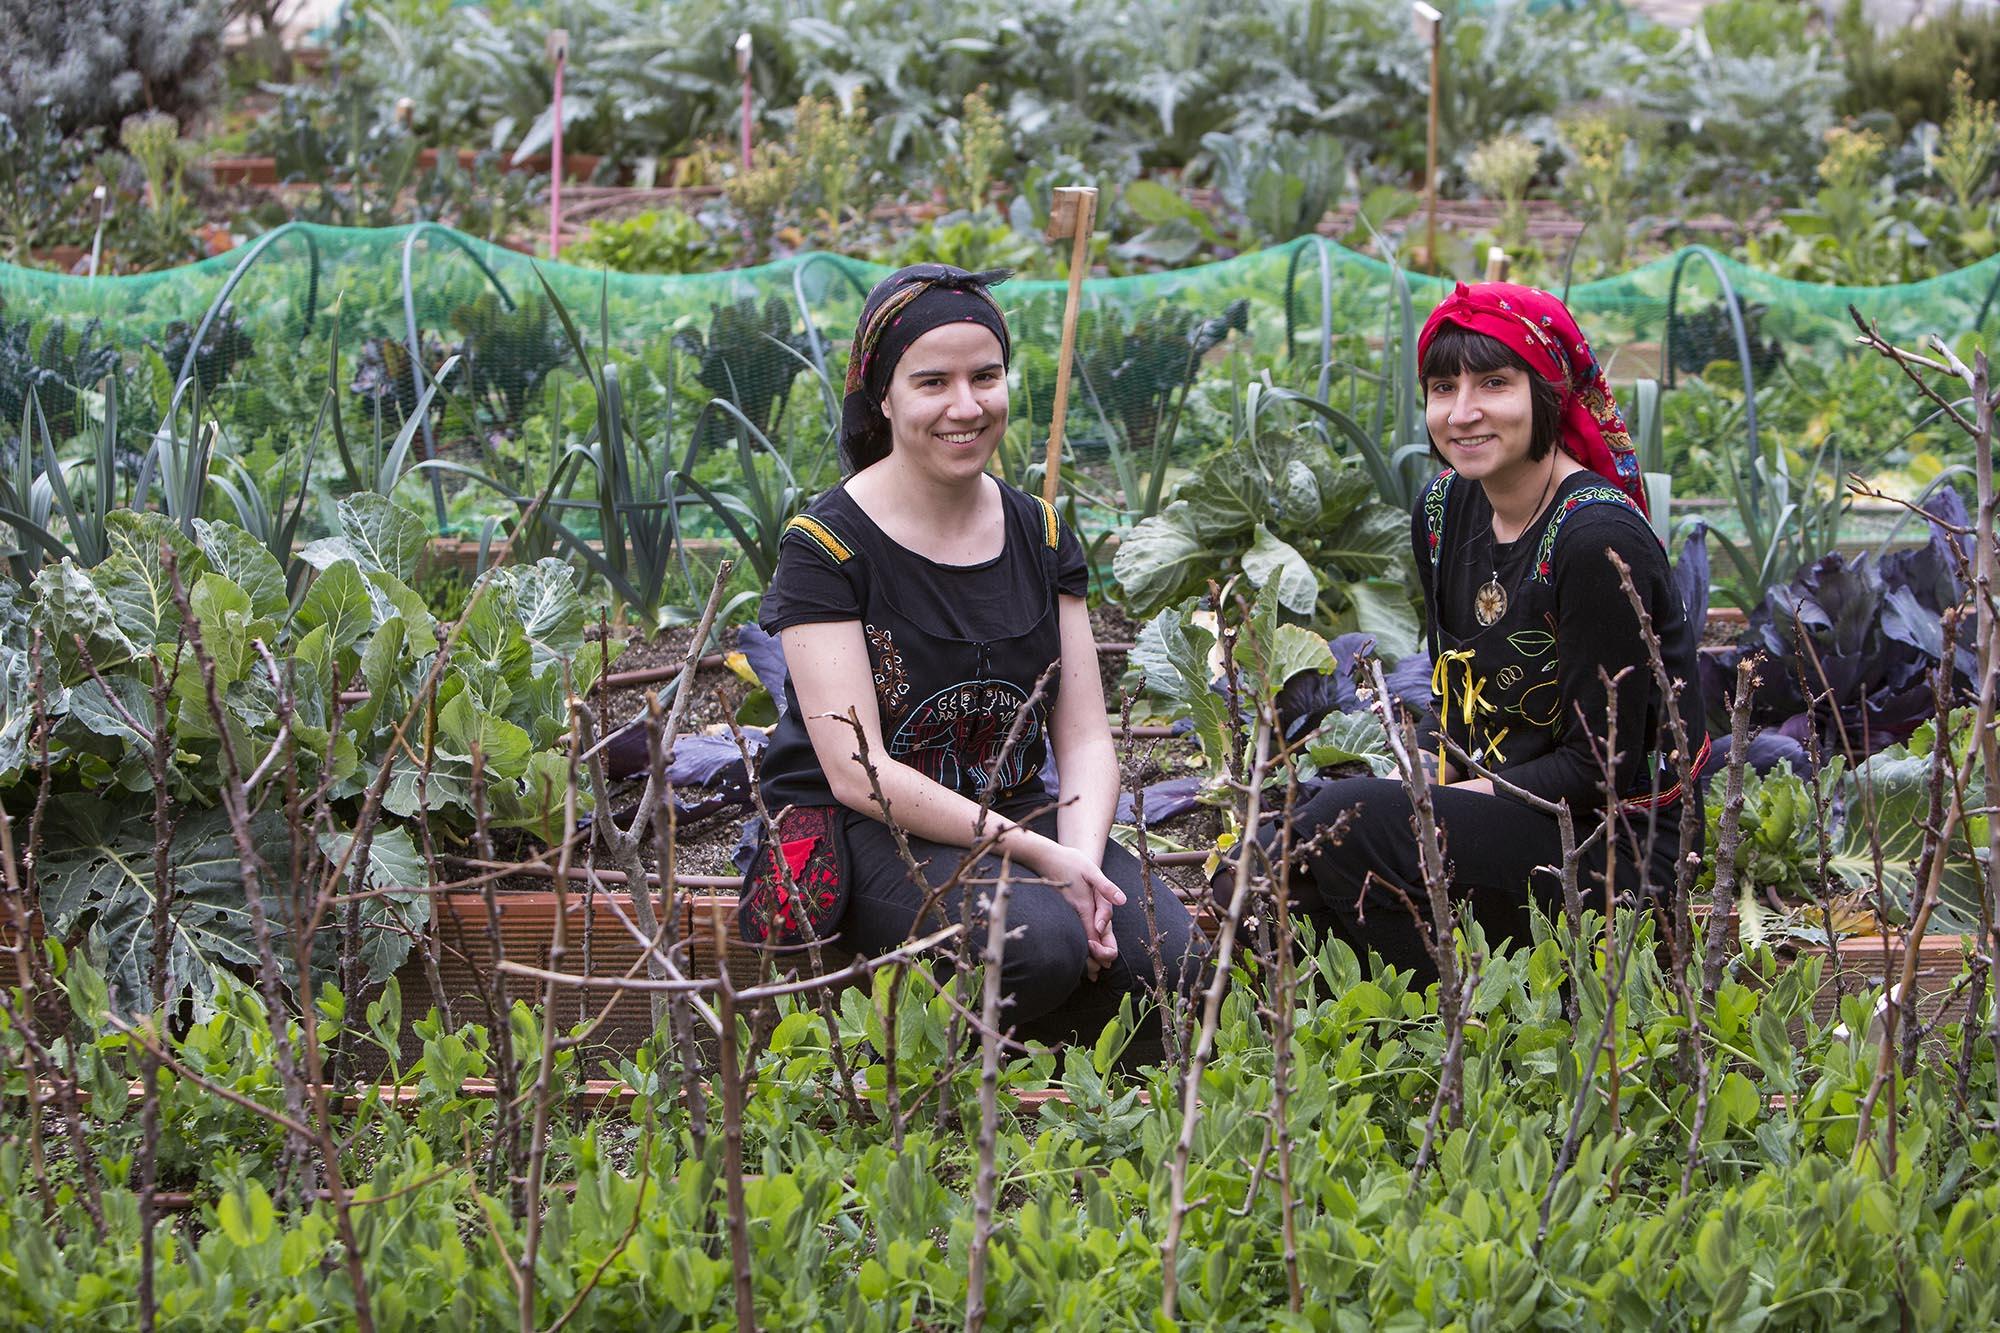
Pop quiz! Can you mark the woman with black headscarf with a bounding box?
[739,264,1205,1047]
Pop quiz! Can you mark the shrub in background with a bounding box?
[0,0,224,136]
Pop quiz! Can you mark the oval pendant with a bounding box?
[1475,578,1508,627]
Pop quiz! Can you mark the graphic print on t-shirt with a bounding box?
[888,678,1043,795]
[864,622,911,719]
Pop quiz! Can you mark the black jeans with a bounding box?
[1251,776,1691,984]
[836,799,1208,1046]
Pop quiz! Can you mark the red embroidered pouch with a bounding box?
[737,806,850,949]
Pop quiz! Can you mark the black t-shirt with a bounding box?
[757,478,1089,812]
[1413,467,1708,810]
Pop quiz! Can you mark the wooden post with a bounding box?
[1414,3,1442,272]
[1484,246,1510,283]
[1041,186,1098,505]
[735,33,754,172]
[547,29,568,260]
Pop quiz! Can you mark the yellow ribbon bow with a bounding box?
[1429,648,1508,777]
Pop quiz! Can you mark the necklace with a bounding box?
[1475,460,1560,628]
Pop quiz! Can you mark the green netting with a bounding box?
[3,222,1996,541]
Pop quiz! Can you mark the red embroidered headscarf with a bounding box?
[1416,281,1647,516]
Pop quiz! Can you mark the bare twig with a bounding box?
[964,861,1014,1333]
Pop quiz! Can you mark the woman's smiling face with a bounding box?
[1424,363,1537,484]
[878,322,1008,481]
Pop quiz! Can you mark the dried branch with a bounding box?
[1162,714,1272,1323]
[964,861,1014,1333]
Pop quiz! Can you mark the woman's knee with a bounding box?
[991,890,1089,1013]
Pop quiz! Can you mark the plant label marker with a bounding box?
[1042,185,1098,505]
[547,28,569,259]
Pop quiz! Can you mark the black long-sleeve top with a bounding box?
[1411,468,1708,811]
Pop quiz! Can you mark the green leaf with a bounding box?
[0,590,33,783]
[104,510,200,571]
[189,572,257,686]
[485,559,586,669]
[437,678,534,778]
[1307,711,1398,778]
[1141,604,1234,782]
[1314,505,1406,578]
[318,824,429,983]
[32,562,138,678]
[38,799,293,1020]
[219,1180,276,1247]
[95,514,208,649]
[67,675,153,747]
[195,520,288,620]
[1263,624,1334,689]
[296,561,374,657]
[299,493,430,581]
[1111,503,1211,619]
[1341,579,1422,660]
[1240,525,1319,616]
[1714,1070,1759,1130]
[1831,751,1986,933]
[93,555,181,650]
[363,569,437,645]
[1181,453,1269,537]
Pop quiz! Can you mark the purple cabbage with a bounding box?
[736,622,791,714]
[1711,484,1971,756]
[1114,776,1203,824]
[1674,521,1710,630]
[1707,727,1814,778]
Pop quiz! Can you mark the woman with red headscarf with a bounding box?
[1247,283,1707,982]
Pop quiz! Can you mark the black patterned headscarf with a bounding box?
[840,263,1012,473]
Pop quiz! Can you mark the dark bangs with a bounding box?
[1418,324,1534,383]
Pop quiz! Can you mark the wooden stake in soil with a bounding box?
[1042,186,1099,505]
[547,30,568,259]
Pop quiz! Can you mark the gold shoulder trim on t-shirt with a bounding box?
[782,514,853,564]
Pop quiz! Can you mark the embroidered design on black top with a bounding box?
[888,679,1043,795]
[865,622,911,719]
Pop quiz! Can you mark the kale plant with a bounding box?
[0,0,224,136]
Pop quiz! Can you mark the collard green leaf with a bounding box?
[318,825,429,984]
[66,675,153,747]
[104,509,201,572]
[299,493,430,582]
[39,799,291,1020]
[1831,751,1985,933]
[1241,525,1319,616]
[1262,624,1335,691]
[194,519,288,621]
[363,569,437,646]
[484,558,585,669]
[296,560,373,657]
[1315,505,1406,578]
[1140,604,1234,783]
[94,554,187,649]
[1341,578,1422,661]
[1181,452,1268,536]
[437,678,533,778]
[189,572,259,686]
[1111,503,1210,619]
[458,585,536,693]
[32,562,138,679]
[1307,711,1398,778]
[487,750,584,840]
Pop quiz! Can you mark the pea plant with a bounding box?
[0,318,1997,1331]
